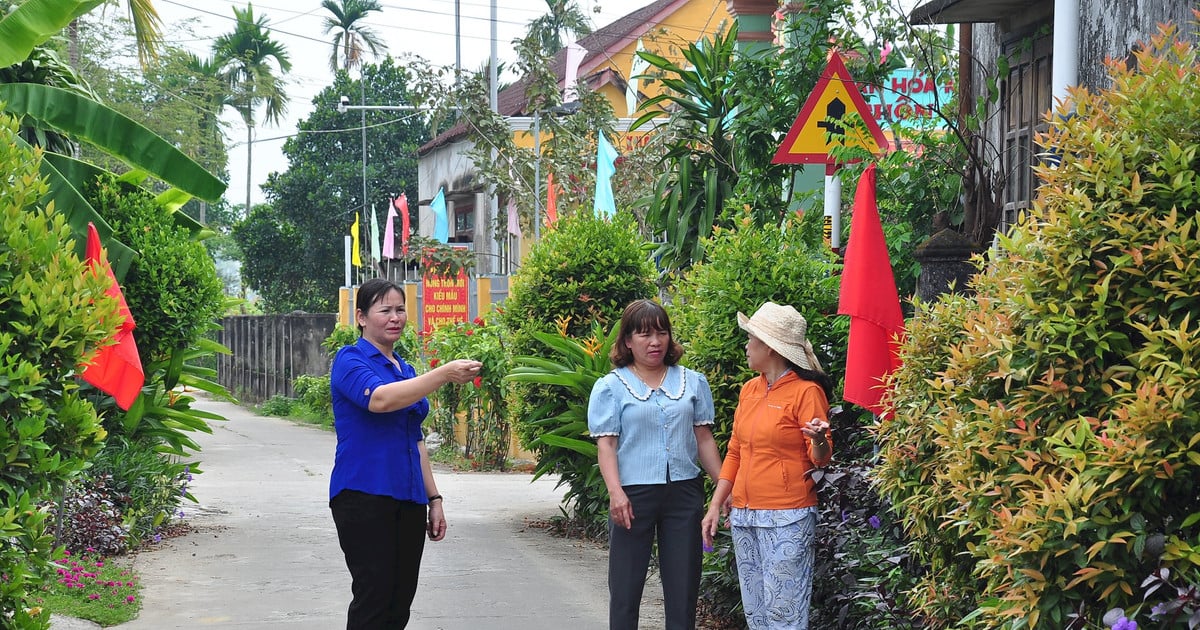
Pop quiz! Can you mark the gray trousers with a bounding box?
[608,476,704,630]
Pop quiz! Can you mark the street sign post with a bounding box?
[772,52,888,250]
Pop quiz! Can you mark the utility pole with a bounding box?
[489,0,500,275]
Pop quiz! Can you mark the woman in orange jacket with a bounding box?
[701,302,833,630]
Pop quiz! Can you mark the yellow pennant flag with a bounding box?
[351,212,362,267]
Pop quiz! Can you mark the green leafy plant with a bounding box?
[0,113,116,629]
[425,315,510,469]
[506,322,618,537]
[874,22,1200,629]
[630,23,740,273]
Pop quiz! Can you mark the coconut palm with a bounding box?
[66,0,163,69]
[321,0,387,74]
[525,0,592,55]
[212,3,292,214]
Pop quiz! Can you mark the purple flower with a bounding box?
[1113,617,1138,630]
[868,515,881,529]
[702,542,713,553]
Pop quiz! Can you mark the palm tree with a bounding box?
[525,0,592,55]
[68,0,163,69]
[212,3,292,215]
[321,0,387,74]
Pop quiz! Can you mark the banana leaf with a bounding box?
[0,0,106,68]
[0,83,225,201]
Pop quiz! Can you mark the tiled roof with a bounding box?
[419,0,680,154]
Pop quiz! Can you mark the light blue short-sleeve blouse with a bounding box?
[587,365,715,486]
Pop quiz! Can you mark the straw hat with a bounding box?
[737,302,823,373]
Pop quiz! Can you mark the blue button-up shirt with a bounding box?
[587,365,715,486]
[329,336,430,503]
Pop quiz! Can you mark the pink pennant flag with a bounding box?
[383,197,398,259]
[563,41,586,102]
[507,197,522,237]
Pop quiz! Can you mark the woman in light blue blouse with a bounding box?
[588,299,723,630]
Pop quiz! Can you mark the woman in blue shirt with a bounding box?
[588,299,723,630]
[329,278,481,629]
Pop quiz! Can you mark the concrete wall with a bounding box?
[217,313,337,404]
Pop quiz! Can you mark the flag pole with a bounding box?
[824,162,842,251]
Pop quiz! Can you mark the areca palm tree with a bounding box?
[67,0,163,68]
[526,0,592,55]
[212,3,291,214]
[321,0,386,73]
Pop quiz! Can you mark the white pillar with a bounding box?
[1052,0,1079,106]
[824,171,842,250]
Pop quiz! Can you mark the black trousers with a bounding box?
[331,490,428,630]
[608,477,704,630]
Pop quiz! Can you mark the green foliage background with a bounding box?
[0,115,116,629]
[243,57,428,313]
[874,24,1200,629]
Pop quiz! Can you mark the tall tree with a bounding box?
[212,3,292,214]
[525,0,591,55]
[321,0,387,73]
[238,57,428,312]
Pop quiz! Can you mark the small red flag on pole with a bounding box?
[80,223,144,410]
[398,194,411,256]
[837,165,904,415]
[545,172,559,229]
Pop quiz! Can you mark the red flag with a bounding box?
[545,172,559,229]
[398,194,411,256]
[80,223,144,410]
[837,164,903,415]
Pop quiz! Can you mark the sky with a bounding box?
[150,0,656,209]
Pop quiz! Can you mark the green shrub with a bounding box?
[293,374,332,426]
[86,176,223,366]
[257,395,294,417]
[874,23,1200,629]
[0,115,117,629]
[426,316,510,470]
[498,212,655,531]
[507,322,620,538]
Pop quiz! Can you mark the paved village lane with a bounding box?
[54,394,666,630]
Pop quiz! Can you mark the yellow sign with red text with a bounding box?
[773,52,889,164]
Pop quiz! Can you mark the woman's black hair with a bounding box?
[355,278,405,332]
[608,299,684,368]
[786,362,835,401]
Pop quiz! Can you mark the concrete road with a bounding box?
[53,395,666,630]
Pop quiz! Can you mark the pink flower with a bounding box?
[126,595,136,604]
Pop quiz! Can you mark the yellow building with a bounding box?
[416,0,733,273]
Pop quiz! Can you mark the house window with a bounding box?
[453,202,475,243]
[999,30,1053,230]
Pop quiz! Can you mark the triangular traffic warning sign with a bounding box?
[773,51,889,164]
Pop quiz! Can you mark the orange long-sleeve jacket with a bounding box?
[719,371,832,510]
